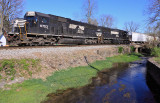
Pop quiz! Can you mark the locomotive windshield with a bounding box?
[26,16,35,21]
[25,16,37,27]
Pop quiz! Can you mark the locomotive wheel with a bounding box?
[18,44,22,46]
[29,43,33,46]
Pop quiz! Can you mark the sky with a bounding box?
[24,0,150,33]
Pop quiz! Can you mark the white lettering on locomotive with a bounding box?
[69,24,77,29]
[96,32,102,36]
[40,24,48,29]
[69,24,85,34]
[111,31,119,35]
[77,26,84,34]
[79,26,84,30]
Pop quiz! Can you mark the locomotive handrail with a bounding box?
[18,24,23,40]
[25,22,28,38]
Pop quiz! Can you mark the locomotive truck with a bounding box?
[5,11,130,46]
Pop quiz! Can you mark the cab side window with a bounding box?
[42,17,48,24]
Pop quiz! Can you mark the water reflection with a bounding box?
[43,58,158,103]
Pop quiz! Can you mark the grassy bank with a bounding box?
[0,54,140,103]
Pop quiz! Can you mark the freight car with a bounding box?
[130,32,159,44]
[5,11,130,46]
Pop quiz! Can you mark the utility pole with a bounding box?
[0,11,3,35]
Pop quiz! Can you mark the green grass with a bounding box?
[155,57,160,64]
[0,54,140,103]
[151,47,160,64]
[151,47,160,57]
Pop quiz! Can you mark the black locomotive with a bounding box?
[6,11,130,46]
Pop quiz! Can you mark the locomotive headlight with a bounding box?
[96,32,102,36]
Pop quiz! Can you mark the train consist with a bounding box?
[4,11,130,46]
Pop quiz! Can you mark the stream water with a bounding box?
[43,57,160,103]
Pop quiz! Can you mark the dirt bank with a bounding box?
[0,45,130,80]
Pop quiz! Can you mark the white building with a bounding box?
[0,34,6,46]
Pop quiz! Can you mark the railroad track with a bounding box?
[0,44,129,50]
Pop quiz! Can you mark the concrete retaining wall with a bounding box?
[147,58,160,86]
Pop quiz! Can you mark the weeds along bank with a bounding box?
[0,54,141,103]
[0,59,41,81]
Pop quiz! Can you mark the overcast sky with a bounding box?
[24,0,150,33]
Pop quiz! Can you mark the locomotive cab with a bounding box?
[24,12,37,27]
[24,11,39,34]
[24,11,50,34]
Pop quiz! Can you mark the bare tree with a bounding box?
[145,25,159,35]
[0,0,24,32]
[146,0,160,38]
[124,21,140,32]
[90,18,98,26]
[99,15,114,28]
[147,0,160,28]
[83,0,97,24]
[144,25,160,48]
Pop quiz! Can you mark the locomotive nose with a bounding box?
[13,19,26,34]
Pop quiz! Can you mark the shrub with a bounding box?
[151,47,160,57]
[118,47,123,54]
[130,46,135,53]
[130,53,143,57]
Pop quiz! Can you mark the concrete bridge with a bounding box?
[130,43,146,53]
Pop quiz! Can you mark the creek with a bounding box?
[43,57,159,103]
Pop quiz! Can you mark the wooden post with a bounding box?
[0,12,2,34]
[0,10,3,35]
